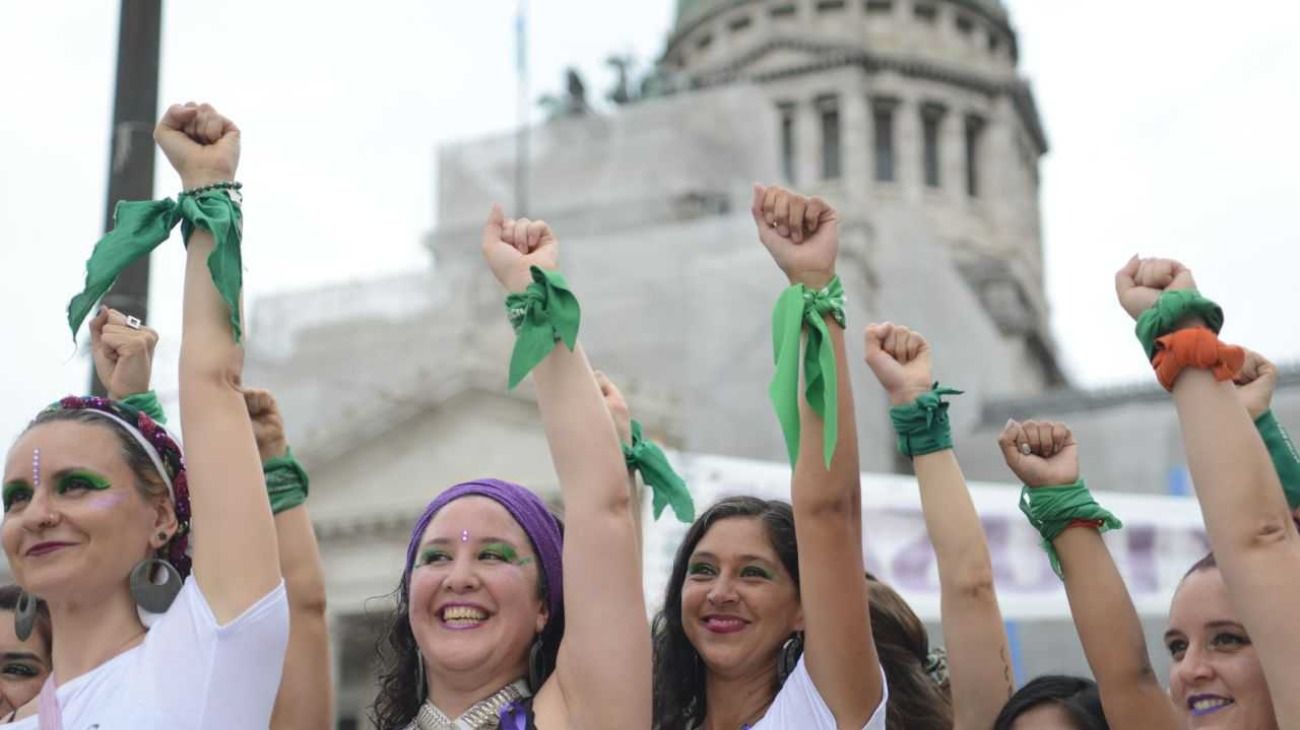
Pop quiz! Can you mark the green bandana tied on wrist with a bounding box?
[1256,410,1300,509]
[1019,479,1122,578]
[890,384,963,458]
[505,266,580,390]
[264,448,310,515]
[769,276,847,468]
[1134,290,1223,361]
[67,189,245,343]
[120,391,167,425]
[622,420,695,523]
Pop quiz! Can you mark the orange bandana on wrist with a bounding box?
[1152,328,1245,391]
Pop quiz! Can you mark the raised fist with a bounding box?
[863,323,933,407]
[480,205,559,293]
[1235,349,1277,421]
[91,307,159,401]
[750,184,837,289]
[998,419,1079,488]
[594,371,633,444]
[1114,256,1198,321]
[244,388,289,463]
[154,102,241,190]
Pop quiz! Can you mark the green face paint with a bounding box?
[481,541,533,567]
[56,470,111,495]
[2,482,32,513]
[417,547,452,567]
[686,562,716,577]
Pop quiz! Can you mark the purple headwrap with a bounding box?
[402,478,564,622]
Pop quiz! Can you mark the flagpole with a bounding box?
[515,0,529,217]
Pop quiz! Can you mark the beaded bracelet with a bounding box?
[180,181,243,205]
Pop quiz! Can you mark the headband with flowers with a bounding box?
[42,396,192,578]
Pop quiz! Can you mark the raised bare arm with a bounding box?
[480,207,650,729]
[156,102,281,622]
[866,323,1011,730]
[753,184,882,726]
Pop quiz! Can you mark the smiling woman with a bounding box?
[0,102,289,728]
[1165,555,1278,729]
[371,207,651,729]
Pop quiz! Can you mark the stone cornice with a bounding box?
[666,0,1015,58]
[682,37,1047,153]
[980,363,1300,426]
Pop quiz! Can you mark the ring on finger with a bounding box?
[125,315,143,330]
[1019,442,1032,456]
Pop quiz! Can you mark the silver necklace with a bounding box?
[414,679,531,730]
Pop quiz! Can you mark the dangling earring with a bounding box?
[129,558,183,613]
[14,590,38,641]
[776,632,804,686]
[527,636,548,693]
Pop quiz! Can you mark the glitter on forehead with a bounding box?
[31,448,41,488]
[460,529,470,543]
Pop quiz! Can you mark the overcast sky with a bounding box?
[2,0,1298,437]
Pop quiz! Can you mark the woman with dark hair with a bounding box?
[992,675,1107,730]
[863,323,1013,729]
[864,576,952,730]
[1,102,289,726]
[651,186,886,729]
[370,210,649,728]
[0,587,49,722]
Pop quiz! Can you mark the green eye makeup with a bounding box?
[742,565,775,579]
[2,482,32,512]
[56,470,111,494]
[418,547,452,566]
[687,562,715,576]
[482,542,533,566]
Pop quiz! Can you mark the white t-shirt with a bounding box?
[12,577,289,730]
[749,656,889,730]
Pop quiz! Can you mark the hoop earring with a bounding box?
[776,632,804,686]
[527,636,549,693]
[14,590,38,641]
[129,558,183,613]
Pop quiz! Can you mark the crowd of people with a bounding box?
[3,102,1296,729]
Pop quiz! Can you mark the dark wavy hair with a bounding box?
[652,496,800,730]
[370,513,565,729]
[993,675,1108,730]
[0,584,52,658]
[865,575,953,730]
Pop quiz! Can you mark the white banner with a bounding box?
[642,452,1209,622]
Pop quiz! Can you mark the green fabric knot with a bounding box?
[503,266,581,389]
[890,383,963,457]
[622,420,695,523]
[1256,410,1300,510]
[67,189,245,343]
[264,447,310,515]
[1019,478,1123,579]
[1134,290,1223,361]
[768,276,847,468]
[120,390,167,424]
